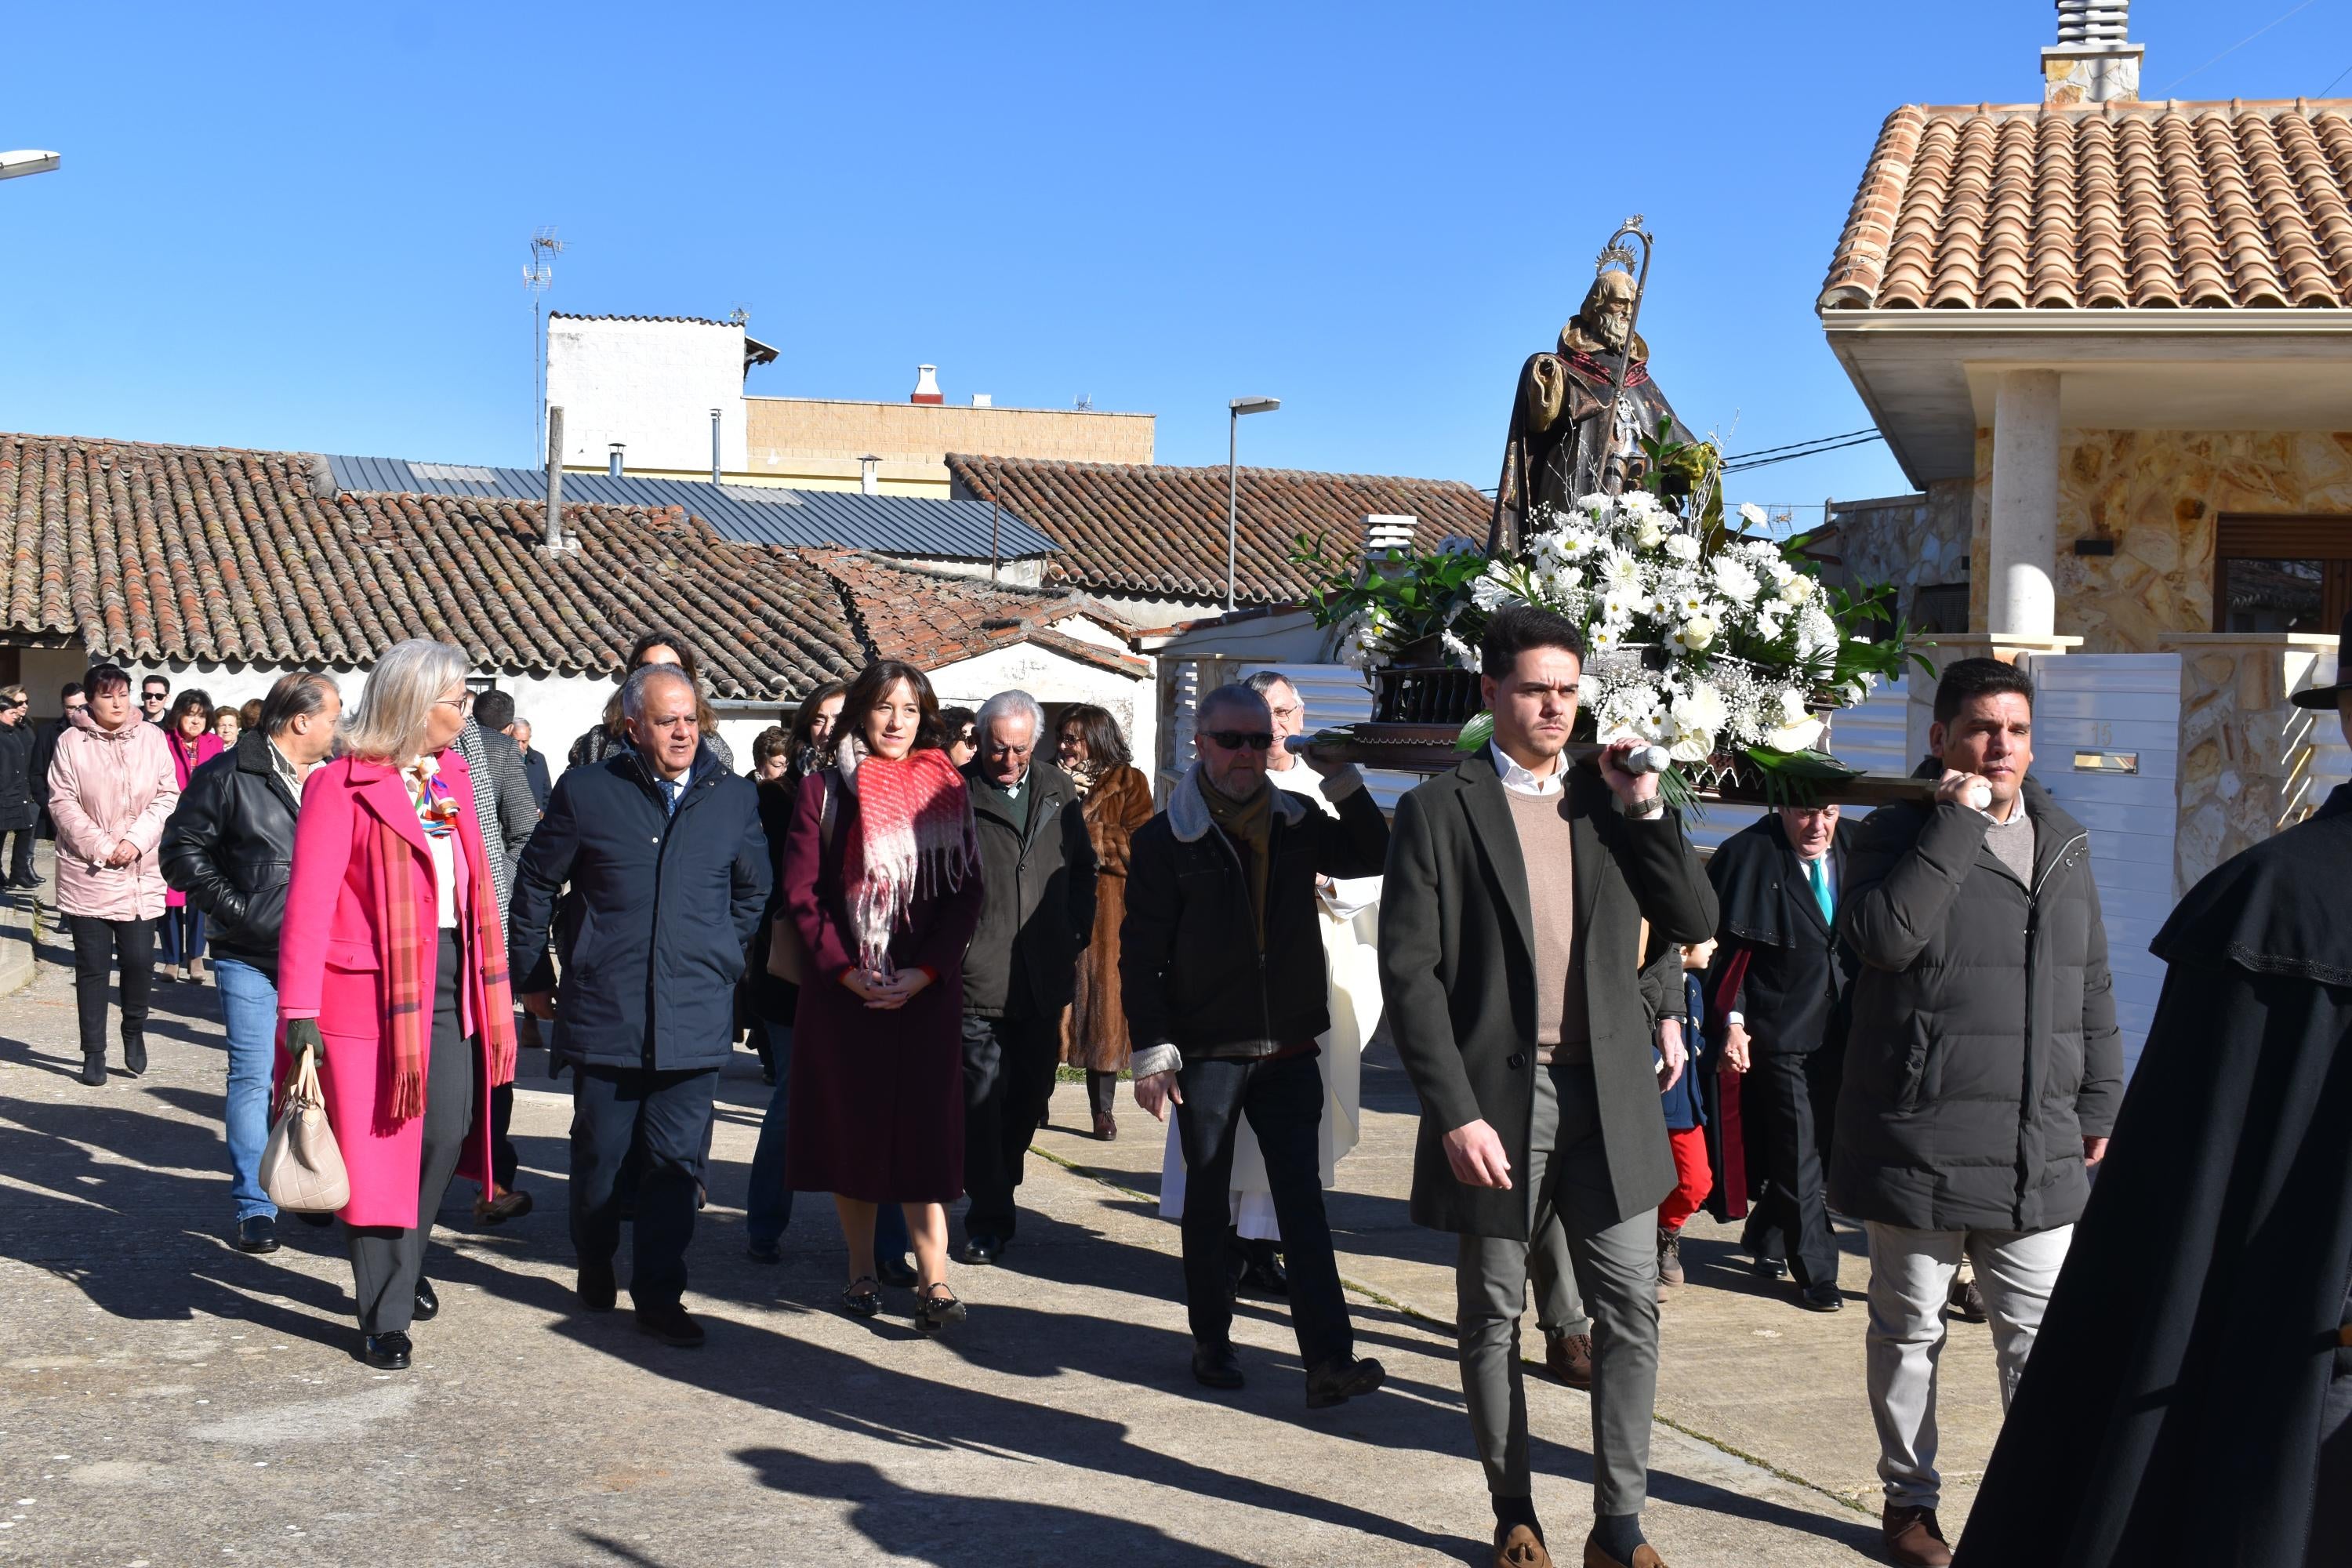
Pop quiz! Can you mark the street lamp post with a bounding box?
[0,151,61,181]
[1227,395,1280,614]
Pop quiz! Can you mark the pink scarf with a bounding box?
[838,742,976,976]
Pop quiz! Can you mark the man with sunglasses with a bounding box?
[1381,604,1717,1568]
[140,676,170,728]
[1123,683,1390,1409]
[0,686,38,890]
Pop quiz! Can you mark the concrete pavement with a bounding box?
[0,925,2005,1566]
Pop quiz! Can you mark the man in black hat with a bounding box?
[1951,615,2352,1568]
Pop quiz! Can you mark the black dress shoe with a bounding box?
[79,1054,107,1087]
[365,1331,412,1370]
[1236,1254,1290,1299]
[577,1261,617,1313]
[1191,1344,1245,1389]
[633,1303,706,1347]
[1800,1282,1845,1312]
[122,1036,147,1077]
[1305,1354,1386,1409]
[959,1235,1001,1266]
[412,1278,439,1321]
[876,1254,917,1290]
[234,1216,280,1254]
[1753,1255,1789,1281]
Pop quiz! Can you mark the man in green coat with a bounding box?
[1381,604,1718,1568]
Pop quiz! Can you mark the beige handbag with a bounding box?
[261,1047,350,1214]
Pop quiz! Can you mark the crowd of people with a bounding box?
[15,597,2347,1568]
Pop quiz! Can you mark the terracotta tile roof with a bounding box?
[0,432,1120,700]
[1820,99,2352,311]
[808,550,1146,679]
[946,454,1491,608]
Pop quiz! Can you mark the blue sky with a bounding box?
[5,1,2350,527]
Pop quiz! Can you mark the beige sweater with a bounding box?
[1505,789,1588,1058]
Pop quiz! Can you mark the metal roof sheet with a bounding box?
[321,454,1057,560]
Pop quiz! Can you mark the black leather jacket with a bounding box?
[159,731,303,975]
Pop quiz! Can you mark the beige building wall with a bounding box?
[743,398,1155,498]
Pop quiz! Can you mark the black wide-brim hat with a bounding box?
[2290,608,2352,708]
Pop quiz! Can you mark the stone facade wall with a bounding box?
[1965,428,2352,652]
[2164,633,2338,895]
[1822,477,1972,621]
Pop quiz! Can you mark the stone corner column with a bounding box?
[1987,368,2061,640]
[2158,632,2338,897]
[1904,633,2082,773]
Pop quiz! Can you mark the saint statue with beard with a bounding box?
[1489,267,1693,554]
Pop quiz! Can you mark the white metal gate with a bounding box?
[2022,652,2180,1075]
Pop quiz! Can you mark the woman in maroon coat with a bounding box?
[784,659,983,1330]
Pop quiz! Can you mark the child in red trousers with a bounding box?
[1655,938,1717,1288]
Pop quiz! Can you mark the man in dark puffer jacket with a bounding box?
[1831,657,2120,1568]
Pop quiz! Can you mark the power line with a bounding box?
[1723,433,1886,473]
[2158,0,2319,95]
[1722,427,1878,463]
[2320,60,2352,96]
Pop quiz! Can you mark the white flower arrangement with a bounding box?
[1449,489,1905,771]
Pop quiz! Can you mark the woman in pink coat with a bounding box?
[46,662,179,1085]
[159,688,224,982]
[276,639,517,1370]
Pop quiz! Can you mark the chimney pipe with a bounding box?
[710,408,722,485]
[2045,0,2140,104]
[608,442,625,480]
[858,456,881,495]
[544,405,565,549]
[910,365,943,405]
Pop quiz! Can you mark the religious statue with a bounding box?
[1487,224,1693,555]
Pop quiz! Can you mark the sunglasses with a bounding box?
[1202,729,1275,753]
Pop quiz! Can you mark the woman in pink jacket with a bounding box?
[159,688,224,982]
[46,663,180,1085]
[276,640,517,1371]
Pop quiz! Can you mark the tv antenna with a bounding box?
[726,304,750,327]
[524,227,565,459]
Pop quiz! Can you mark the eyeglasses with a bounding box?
[1202,730,1275,753]
[432,692,474,713]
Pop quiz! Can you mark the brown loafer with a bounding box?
[1581,1537,1668,1568]
[1544,1329,1595,1390]
[1092,1110,1117,1141]
[1494,1523,1552,1568]
[1882,1504,1952,1567]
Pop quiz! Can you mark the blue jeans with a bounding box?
[209,956,279,1223]
[746,1025,907,1260]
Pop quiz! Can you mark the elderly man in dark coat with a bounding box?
[1706,804,1859,1312]
[1834,656,2119,1568]
[957,688,1094,1265]
[0,684,38,888]
[1124,681,1388,1410]
[1381,604,1717,1568]
[508,663,769,1349]
[1951,619,2352,1568]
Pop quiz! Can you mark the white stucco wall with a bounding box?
[925,642,1154,775]
[545,317,749,476]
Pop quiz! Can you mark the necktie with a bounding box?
[1807,856,1834,923]
[663,779,683,817]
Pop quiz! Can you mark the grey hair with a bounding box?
[1196,682,1272,728]
[619,662,698,722]
[976,688,1044,739]
[339,639,469,762]
[1241,670,1298,700]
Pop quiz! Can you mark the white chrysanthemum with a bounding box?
[1575,492,1613,517]
[1556,528,1601,563]
[1441,627,1478,666]
[1536,562,1584,600]
[1334,611,1381,670]
[1588,622,1621,653]
[1599,550,1643,591]
[1599,590,1636,626]
[1664,532,1701,562]
[1710,555,1762,604]
[1754,605,1785,641]
[1737,501,1769,530]
[1671,614,1719,652]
